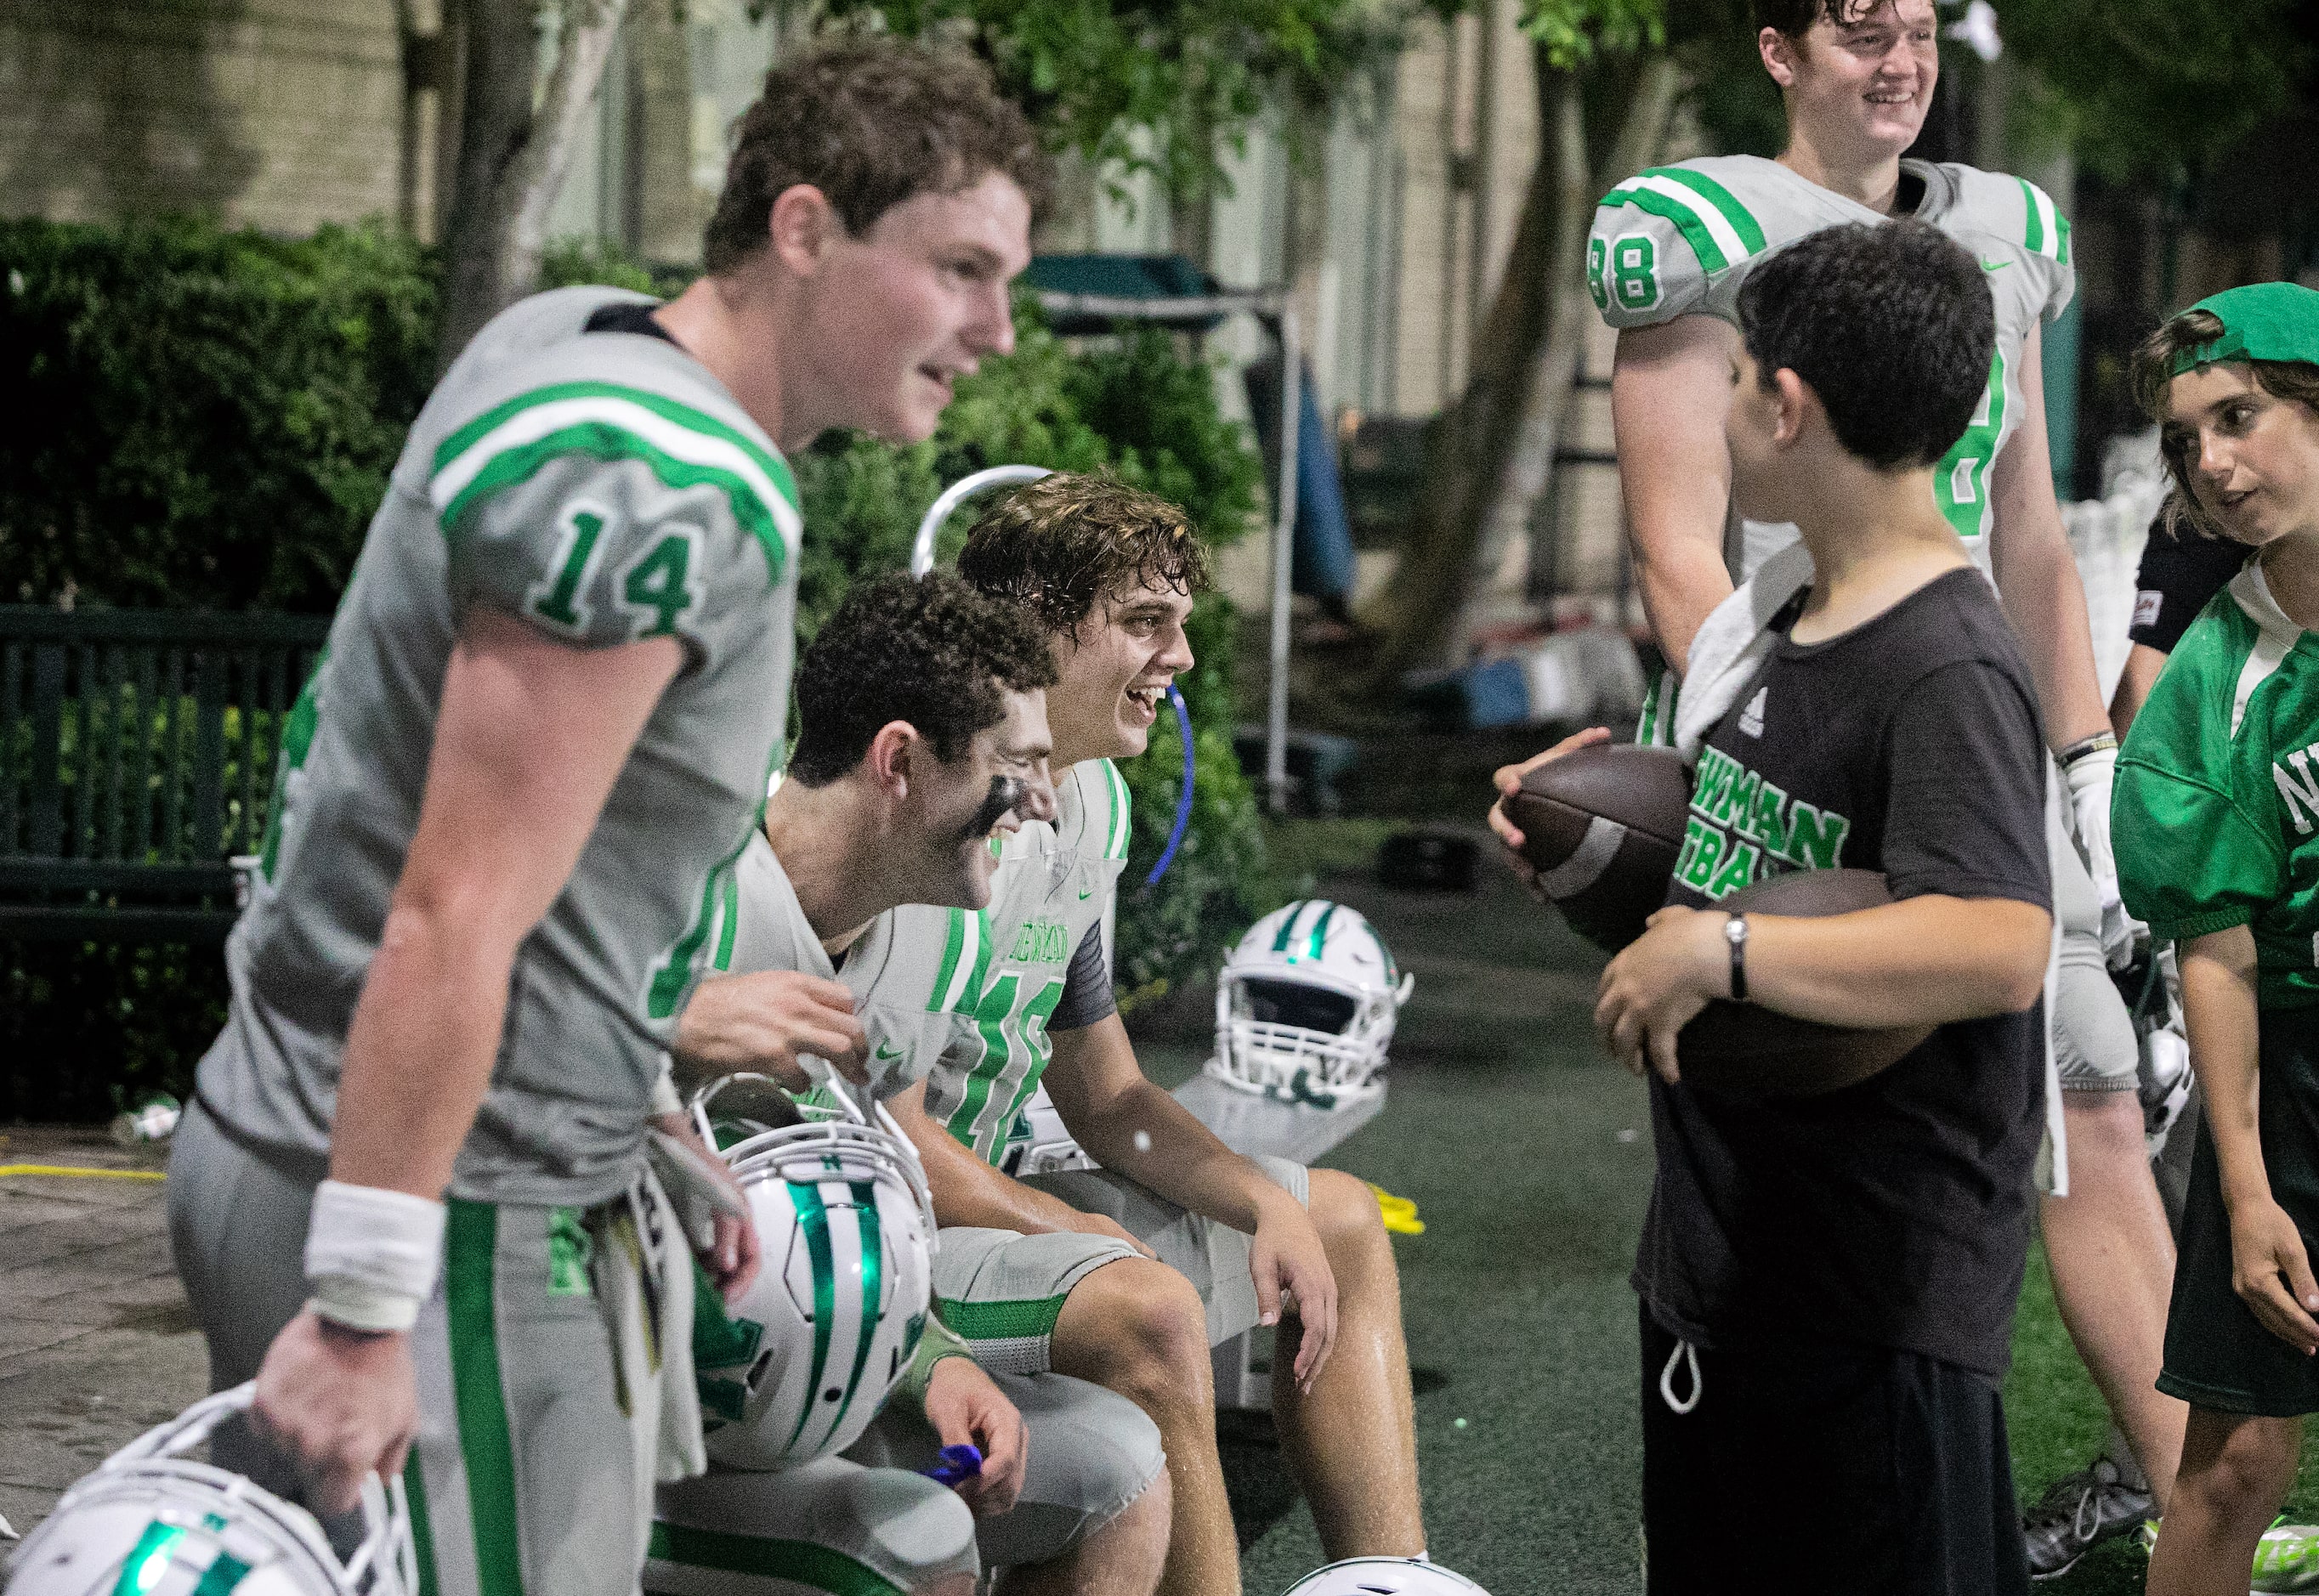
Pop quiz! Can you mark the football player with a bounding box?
[165,40,1043,1596]
[870,474,1426,1596]
[669,573,1172,1595]
[1587,0,2178,1569]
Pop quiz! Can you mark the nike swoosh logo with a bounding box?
[1980,258,2010,272]
[1078,884,1094,899]
[874,1042,903,1061]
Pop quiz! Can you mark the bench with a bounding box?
[0,607,329,942]
[1171,1071,1389,1409]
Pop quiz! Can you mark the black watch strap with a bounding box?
[1725,913,1749,1003]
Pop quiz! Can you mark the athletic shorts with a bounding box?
[2160,1008,2319,1416]
[170,1098,643,1596]
[852,1368,1165,1569]
[1639,1306,2028,1596]
[932,1156,1311,1372]
[649,1457,978,1593]
[2049,790,2137,1093]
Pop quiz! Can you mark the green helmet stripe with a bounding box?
[780,1182,836,1456]
[1306,902,1337,962]
[819,1182,886,1446]
[1273,901,1309,954]
[190,1551,255,1594]
[114,1523,186,1595]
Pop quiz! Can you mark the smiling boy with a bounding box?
[167,40,1044,1596]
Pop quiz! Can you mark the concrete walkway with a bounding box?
[0,842,1648,1592]
[0,1127,207,1540]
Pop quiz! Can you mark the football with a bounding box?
[1500,743,1691,950]
[1675,869,1934,1095]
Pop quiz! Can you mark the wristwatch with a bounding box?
[1724,913,1749,1003]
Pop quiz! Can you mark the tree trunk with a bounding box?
[1367,49,1678,681]
[437,0,632,371]
[1471,54,1678,618]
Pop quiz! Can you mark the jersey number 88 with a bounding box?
[1588,234,1660,313]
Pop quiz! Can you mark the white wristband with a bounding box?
[303,1180,446,1333]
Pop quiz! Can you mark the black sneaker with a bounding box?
[2022,1460,2155,1580]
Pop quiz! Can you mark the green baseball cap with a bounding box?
[2171,281,2319,376]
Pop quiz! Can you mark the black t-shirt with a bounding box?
[2129,520,2247,654]
[1635,568,2051,1378]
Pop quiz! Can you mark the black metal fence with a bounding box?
[0,607,331,942]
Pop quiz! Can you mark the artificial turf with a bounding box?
[1142,835,2319,1594]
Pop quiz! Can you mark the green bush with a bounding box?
[1,219,1278,1117]
[0,217,437,613]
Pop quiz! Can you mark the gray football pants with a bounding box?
[168,1099,642,1596]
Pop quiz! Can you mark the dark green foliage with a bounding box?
[1,942,220,1122]
[0,218,437,614]
[1,223,1276,1115]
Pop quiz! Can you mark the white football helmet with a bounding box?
[1280,1558,1491,1595]
[999,1082,1097,1177]
[692,1077,938,1471]
[5,1384,413,1596]
[1211,900,1414,1110]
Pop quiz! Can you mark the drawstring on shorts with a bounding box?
[1658,1337,1702,1414]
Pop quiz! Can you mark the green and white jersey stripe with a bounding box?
[2017,177,2071,263]
[1597,166,1767,275]
[902,760,1133,1163]
[429,379,801,580]
[197,286,801,1209]
[1590,156,2078,588]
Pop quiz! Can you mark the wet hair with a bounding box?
[955,473,1212,639]
[787,572,1056,787]
[2132,308,2319,540]
[1735,219,1993,470]
[1752,0,1904,38]
[703,38,1051,274]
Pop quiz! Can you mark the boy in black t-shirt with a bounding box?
[1508,223,2056,1593]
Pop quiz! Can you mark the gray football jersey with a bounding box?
[705,830,959,1107]
[198,286,802,1207]
[843,761,1131,1162]
[1588,155,2075,576]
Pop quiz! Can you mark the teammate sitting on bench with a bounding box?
[672,572,1171,1595]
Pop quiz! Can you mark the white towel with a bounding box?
[592,1134,740,1563]
[1666,539,1817,762]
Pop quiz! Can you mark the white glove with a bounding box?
[2063,745,2140,968]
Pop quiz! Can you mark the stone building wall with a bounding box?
[0,0,405,235]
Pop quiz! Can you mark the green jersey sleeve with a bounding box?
[428,381,800,667]
[2113,762,2278,940]
[2115,616,2282,940]
[1589,165,1770,328]
[2015,176,2075,324]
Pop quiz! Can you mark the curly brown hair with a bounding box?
[955,473,1214,638]
[703,38,1051,275]
[2132,308,2319,540]
[788,572,1057,787]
